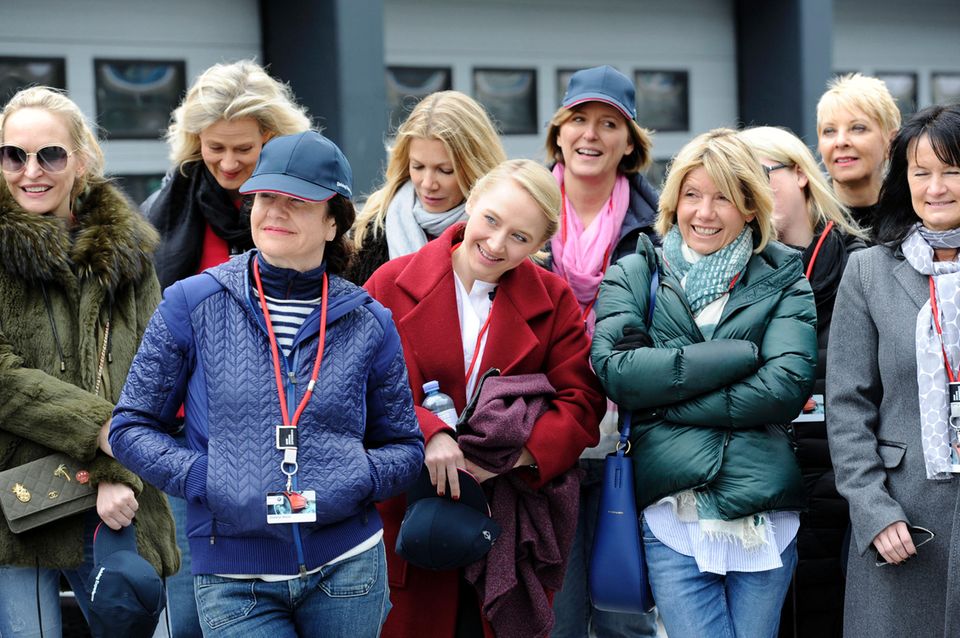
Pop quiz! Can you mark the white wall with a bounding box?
[0,0,261,176]
[833,0,960,109]
[383,0,738,167]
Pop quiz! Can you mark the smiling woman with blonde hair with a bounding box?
[593,128,817,638]
[143,59,312,290]
[365,158,604,637]
[817,73,901,237]
[0,86,178,636]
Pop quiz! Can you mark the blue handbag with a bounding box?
[587,267,658,614]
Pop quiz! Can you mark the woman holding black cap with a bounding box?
[543,64,660,638]
[111,130,424,637]
[0,86,178,637]
[365,159,605,638]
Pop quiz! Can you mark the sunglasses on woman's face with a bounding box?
[0,144,74,173]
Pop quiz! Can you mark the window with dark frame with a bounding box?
[0,57,66,109]
[634,70,689,133]
[385,66,452,131]
[94,59,186,140]
[473,68,538,135]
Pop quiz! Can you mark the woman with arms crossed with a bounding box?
[592,129,817,638]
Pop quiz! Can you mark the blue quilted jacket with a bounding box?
[110,252,423,575]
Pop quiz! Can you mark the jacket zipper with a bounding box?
[284,342,308,574]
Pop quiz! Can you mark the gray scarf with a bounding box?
[384,180,467,259]
[902,225,960,479]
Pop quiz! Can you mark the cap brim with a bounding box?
[563,95,635,121]
[406,465,490,516]
[239,173,337,202]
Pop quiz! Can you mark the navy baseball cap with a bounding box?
[396,466,502,570]
[86,523,165,638]
[562,65,637,121]
[240,130,353,202]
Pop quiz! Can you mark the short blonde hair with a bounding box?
[0,86,105,197]
[544,104,653,174]
[656,128,774,252]
[738,126,865,239]
[469,159,561,248]
[167,59,311,169]
[352,91,506,248]
[816,73,901,138]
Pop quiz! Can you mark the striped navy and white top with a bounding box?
[253,289,322,357]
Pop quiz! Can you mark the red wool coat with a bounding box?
[364,224,604,638]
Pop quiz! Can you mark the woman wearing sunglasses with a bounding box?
[827,104,960,637]
[140,59,311,637]
[0,87,179,636]
[365,159,605,637]
[738,126,865,638]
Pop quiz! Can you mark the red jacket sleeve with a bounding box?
[524,283,604,484]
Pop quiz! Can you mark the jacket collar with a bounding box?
[393,224,556,394]
[0,181,159,295]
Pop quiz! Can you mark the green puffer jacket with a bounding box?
[0,181,179,576]
[592,233,817,519]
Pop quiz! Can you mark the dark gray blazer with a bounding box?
[827,245,960,637]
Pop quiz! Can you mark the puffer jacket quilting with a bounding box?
[592,233,817,519]
[111,251,423,574]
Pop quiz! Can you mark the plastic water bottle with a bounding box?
[422,381,458,430]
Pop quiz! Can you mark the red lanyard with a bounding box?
[804,221,835,280]
[929,275,960,383]
[252,260,329,427]
[560,181,614,324]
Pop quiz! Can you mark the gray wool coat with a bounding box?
[827,244,960,638]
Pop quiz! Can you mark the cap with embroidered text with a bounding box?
[240,130,353,202]
[562,65,637,121]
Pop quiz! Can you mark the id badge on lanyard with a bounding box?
[928,276,960,472]
[254,260,326,523]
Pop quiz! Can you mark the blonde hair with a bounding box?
[352,91,506,248]
[167,59,311,169]
[469,159,561,258]
[656,128,774,252]
[738,126,865,239]
[816,73,901,138]
[0,86,105,197]
[545,104,653,174]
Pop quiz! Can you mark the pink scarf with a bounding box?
[550,163,630,335]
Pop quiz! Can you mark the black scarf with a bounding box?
[146,162,254,288]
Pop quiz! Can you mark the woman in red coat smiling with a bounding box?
[365,159,604,637]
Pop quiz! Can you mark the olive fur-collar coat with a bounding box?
[0,180,179,576]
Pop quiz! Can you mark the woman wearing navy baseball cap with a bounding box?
[544,65,661,638]
[110,130,424,637]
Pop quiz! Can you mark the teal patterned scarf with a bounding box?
[662,225,753,315]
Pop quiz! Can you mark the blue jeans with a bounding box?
[167,492,204,637]
[551,459,658,638]
[642,519,796,638]
[0,510,169,638]
[193,541,390,637]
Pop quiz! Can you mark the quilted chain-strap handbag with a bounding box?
[0,320,109,533]
[0,453,96,533]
